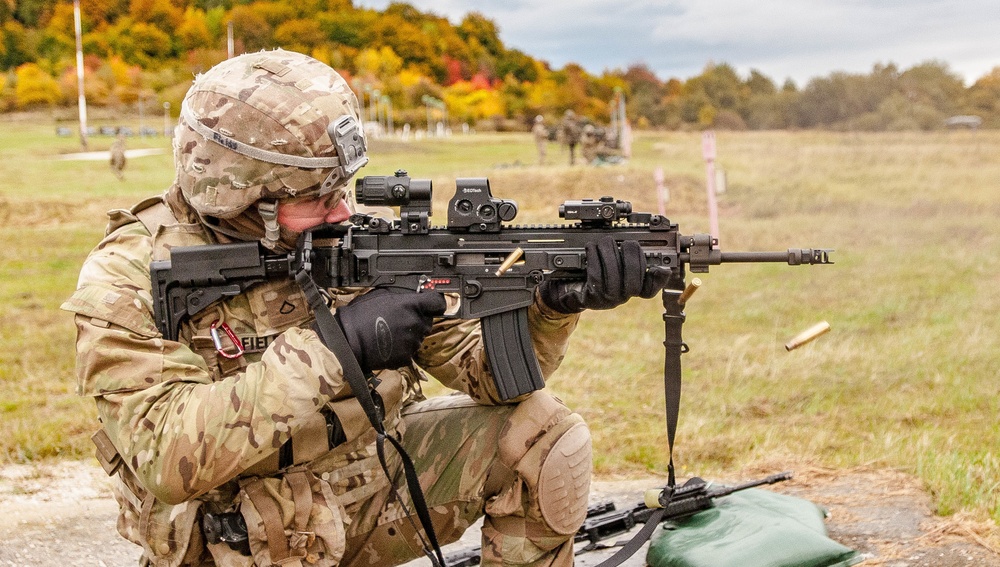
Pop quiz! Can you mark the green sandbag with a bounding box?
[645,488,861,567]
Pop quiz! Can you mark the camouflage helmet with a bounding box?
[174,49,367,246]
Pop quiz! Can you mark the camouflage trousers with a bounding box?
[342,391,592,567]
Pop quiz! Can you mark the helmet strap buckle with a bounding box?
[258,200,281,250]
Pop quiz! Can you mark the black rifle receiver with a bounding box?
[151,171,832,400]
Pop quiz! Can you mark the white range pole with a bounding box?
[702,131,720,241]
[74,0,88,149]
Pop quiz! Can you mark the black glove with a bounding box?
[538,237,671,314]
[334,288,447,373]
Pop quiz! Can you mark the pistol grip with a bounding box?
[482,308,545,400]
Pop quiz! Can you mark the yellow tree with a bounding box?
[14,62,60,108]
[967,67,1000,126]
[129,0,182,31]
[177,7,212,52]
[273,19,325,54]
[227,5,272,53]
[354,46,402,83]
[444,79,504,123]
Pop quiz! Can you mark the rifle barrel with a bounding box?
[711,471,794,497]
[721,249,833,265]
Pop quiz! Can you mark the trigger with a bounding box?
[443,293,461,317]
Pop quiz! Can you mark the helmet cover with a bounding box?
[174,49,367,220]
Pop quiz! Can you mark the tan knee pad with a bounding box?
[535,416,592,535]
[494,392,593,536]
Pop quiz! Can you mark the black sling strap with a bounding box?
[293,252,446,567]
[593,278,688,567]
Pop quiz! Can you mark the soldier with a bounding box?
[580,123,598,165]
[558,110,581,166]
[109,133,126,181]
[63,50,666,567]
[531,114,549,165]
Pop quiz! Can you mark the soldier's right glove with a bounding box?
[334,288,447,373]
[538,236,670,314]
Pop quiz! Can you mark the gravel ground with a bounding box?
[1,460,997,567]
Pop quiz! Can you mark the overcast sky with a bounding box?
[353,0,998,87]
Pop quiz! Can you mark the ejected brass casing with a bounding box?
[785,321,831,351]
[677,278,702,305]
[495,247,524,276]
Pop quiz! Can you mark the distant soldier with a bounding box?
[531,115,548,165]
[559,109,581,165]
[109,134,126,181]
[580,123,598,165]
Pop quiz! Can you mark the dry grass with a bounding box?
[0,121,997,530]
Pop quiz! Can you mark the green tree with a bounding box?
[317,9,375,49]
[107,18,172,67]
[746,69,776,96]
[898,60,964,116]
[685,62,745,113]
[0,0,13,24]
[497,48,537,83]
[457,12,503,58]
[15,0,57,27]
[1,21,37,70]
[203,6,226,40]
[620,64,665,126]
[0,70,13,110]
[82,0,131,24]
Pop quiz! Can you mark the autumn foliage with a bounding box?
[0,0,997,129]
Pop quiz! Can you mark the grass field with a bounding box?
[1,116,998,533]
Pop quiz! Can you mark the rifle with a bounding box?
[444,472,794,566]
[151,170,833,401]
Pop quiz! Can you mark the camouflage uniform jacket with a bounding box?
[62,195,580,566]
[531,122,549,143]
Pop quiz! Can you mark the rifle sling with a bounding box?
[293,268,446,567]
[591,286,686,567]
[662,286,687,489]
[591,508,666,567]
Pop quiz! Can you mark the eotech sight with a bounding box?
[152,170,833,401]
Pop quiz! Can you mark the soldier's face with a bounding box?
[277,193,351,232]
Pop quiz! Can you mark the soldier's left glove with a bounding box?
[538,236,671,314]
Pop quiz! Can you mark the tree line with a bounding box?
[2,0,997,130]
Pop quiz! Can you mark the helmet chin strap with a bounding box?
[258,200,281,250]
